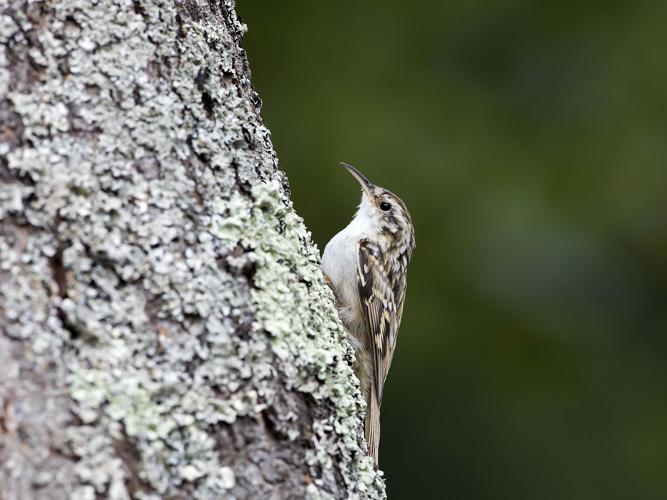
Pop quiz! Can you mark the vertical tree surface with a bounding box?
[0,1,385,498]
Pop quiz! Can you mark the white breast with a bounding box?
[322,227,358,306]
[321,216,369,337]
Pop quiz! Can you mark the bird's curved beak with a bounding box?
[340,162,374,198]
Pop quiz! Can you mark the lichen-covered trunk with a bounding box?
[0,1,384,498]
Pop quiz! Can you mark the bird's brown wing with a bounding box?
[357,240,399,404]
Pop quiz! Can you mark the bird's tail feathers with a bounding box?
[365,387,381,466]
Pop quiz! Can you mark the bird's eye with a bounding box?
[380,202,392,211]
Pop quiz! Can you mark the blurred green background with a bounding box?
[239,1,667,498]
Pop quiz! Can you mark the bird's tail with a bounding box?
[365,387,381,466]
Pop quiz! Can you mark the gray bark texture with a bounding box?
[0,1,385,498]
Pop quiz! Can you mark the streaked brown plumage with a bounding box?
[322,163,415,465]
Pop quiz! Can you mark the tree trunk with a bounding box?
[0,1,385,498]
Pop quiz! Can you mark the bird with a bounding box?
[321,162,415,466]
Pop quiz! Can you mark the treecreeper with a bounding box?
[322,163,416,466]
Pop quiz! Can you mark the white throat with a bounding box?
[347,194,381,237]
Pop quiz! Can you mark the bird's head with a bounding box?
[341,162,415,252]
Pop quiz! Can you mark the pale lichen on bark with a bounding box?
[0,0,385,498]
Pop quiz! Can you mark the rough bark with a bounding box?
[0,1,385,498]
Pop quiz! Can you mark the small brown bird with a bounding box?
[322,163,415,466]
